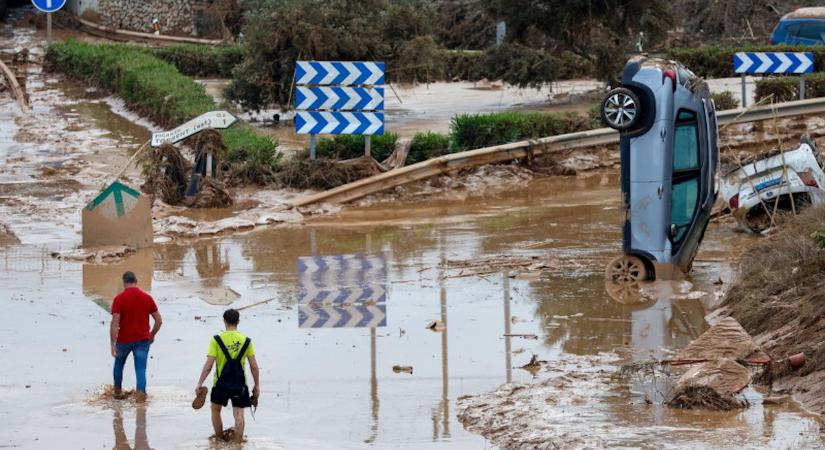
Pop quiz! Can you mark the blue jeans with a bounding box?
[113,340,151,393]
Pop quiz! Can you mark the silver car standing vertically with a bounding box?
[602,56,720,282]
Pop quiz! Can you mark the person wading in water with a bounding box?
[111,271,162,401]
[194,309,260,442]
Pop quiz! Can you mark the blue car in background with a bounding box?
[771,7,825,45]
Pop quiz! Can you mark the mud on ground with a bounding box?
[721,205,825,417]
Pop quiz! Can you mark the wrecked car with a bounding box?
[721,136,825,233]
[601,56,719,281]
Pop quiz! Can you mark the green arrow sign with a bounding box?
[86,181,141,218]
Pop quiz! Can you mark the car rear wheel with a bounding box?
[601,88,641,131]
[605,255,648,283]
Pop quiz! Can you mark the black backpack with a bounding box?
[214,335,251,397]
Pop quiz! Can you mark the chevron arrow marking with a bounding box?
[299,304,387,328]
[295,112,384,135]
[734,52,814,74]
[295,61,385,86]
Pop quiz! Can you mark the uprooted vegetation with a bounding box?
[45,40,279,183]
[722,205,825,414]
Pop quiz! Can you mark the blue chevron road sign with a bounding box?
[295,87,384,111]
[31,0,66,13]
[299,303,387,328]
[295,111,384,135]
[734,52,814,74]
[295,61,385,86]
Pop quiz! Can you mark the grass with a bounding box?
[47,39,277,174]
[451,111,594,150]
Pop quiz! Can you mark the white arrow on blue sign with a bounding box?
[295,111,384,135]
[734,52,814,74]
[295,61,385,86]
[296,86,384,111]
[299,303,387,328]
[31,0,66,13]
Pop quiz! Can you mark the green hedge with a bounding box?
[755,72,825,102]
[317,133,399,161]
[665,45,825,79]
[409,132,453,163]
[149,44,244,78]
[46,40,276,167]
[450,111,593,150]
[711,91,739,110]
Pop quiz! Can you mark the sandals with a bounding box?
[192,386,208,409]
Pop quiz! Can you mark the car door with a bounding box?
[670,109,702,252]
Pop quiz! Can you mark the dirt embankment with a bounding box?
[721,205,825,417]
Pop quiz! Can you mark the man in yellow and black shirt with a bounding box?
[195,309,260,442]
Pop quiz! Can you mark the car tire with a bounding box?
[601,88,641,131]
[605,255,648,283]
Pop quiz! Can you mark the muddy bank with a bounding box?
[720,205,825,418]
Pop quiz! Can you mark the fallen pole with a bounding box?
[289,97,825,208]
[0,59,30,114]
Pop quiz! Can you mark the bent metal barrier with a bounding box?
[289,96,825,208]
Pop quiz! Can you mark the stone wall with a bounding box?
[98,0,195,35]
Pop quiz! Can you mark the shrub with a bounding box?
[149,44,244,78]
[316,133,399,162]
[450,111,592,150]
[408,132,452,163]
[46,40,279,178]
[711,91,739,110]
[276,156,370,190]
[755,73,825,103]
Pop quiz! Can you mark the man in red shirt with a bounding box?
[110,271,162,399]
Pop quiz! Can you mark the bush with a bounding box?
[408,132,452,163]
[450,111,593,150]
[665,45,825,79]
[316,133,399,162]
[46,40,278,176]
[276,156,370,190]
[711,91,738,110]
[149,44,244,78]
[755,73,825,103]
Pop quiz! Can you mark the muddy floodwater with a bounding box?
[3,174,824,449]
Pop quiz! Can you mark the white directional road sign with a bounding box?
[31,0,66,13]
[151,110,238,147]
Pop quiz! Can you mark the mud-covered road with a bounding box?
[1,14,824,450]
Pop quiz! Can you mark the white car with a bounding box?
[721,136,825,233]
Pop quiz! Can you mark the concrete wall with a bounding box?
[98,0,195,35]
[65,0,99,17]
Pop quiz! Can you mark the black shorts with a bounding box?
[210,385,251,408]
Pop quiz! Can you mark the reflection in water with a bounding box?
[83,249,153,310]
[503,272,512,384]
[194,241,230,287]
[431,245,450,440]
[113,405,152,450]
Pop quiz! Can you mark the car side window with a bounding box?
[673,110,699,171]
[797,21,825,42]
[671,178,699,242]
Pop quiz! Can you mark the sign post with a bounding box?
[293,61,386,160]
[151,110,238,181]
[734,52,814,107]
[31,0,67,44]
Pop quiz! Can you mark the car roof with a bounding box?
[784,7,825,20]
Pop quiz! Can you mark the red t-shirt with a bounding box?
[111,287,158,344]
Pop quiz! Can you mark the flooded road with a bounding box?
[2,174,823,449]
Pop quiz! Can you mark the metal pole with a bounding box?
[800,77,806,100]
[740,74,747,108]
[365,135,371,158]
[503,271,512,384]
[309,135,317,160]
[205,151,213,178]
[47,13,52,44]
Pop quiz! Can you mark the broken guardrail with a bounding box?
[290,97,825,208]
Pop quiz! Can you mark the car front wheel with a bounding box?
[601,88,641,131]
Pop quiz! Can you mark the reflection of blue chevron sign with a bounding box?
[734,52,814,74]
[86,181,141,219]
[296,87,384,111]
[295,111,384,135]
[299,303,387,328]
[295,61,385,86]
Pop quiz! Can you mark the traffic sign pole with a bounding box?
[309,135,317,160]
[800,78,806,100]
[47,13,52,44]
[741,74,747,108]
[365,135,371,158]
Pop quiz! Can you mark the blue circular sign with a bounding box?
[31,0,66,13]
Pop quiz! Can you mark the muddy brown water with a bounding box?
[1,17,824,450]
[2,174,823,449]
